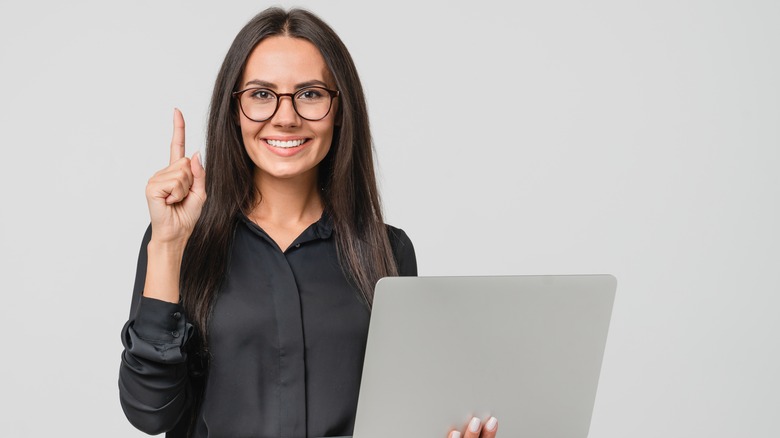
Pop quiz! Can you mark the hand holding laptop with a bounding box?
[447,415,499,438]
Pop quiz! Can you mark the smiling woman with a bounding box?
[238,37,338,190]
[117,7,495,438]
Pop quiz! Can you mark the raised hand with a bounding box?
[145,108,207,246]
[142,109,207,303]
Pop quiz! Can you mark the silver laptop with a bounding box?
[352,275,617,438]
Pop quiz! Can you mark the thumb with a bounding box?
[191,151,207,197]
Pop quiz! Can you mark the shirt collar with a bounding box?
[314,210,334,239]
[239,209,333,245]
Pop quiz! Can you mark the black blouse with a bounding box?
[119,213,417,437]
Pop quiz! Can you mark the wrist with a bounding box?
[147,238,188,257]
[143,240,186,304]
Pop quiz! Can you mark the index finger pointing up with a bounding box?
[170,108,186,165]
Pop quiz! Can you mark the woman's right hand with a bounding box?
[145,108,207,246]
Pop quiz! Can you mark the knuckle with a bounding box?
[146,176,160,191]
[174,157,191,170]
[177,180,189,195]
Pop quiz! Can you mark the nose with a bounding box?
[271,95,300,127]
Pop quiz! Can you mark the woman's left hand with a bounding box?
[447,416,498,438]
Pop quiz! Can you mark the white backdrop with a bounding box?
[0,0,778,436]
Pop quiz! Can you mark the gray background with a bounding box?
[1,0,778,436]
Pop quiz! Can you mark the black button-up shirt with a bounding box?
[119,213,417,437]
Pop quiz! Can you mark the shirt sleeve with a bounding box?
[387,226,417,276]
[118,225,194,435]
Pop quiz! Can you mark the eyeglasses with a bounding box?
[232,86,340,122]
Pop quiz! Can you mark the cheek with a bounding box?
[239,119,264,144]
[318,112,338,144]
[239,125,265,166]
[318,127,336,155]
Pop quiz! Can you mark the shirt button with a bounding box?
[171,330,180,338]
[295,244,301,248]
[172,312,181,320]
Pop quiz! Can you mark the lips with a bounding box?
[266,138,307,148]
[261,137,311,157]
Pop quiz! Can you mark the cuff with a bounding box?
[132,296,187,342]
[122,297,193,364]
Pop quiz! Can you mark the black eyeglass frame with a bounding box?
[232,86,340,122]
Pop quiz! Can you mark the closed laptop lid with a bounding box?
[353,275,617,438]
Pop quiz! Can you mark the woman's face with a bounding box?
[237,36,338,184]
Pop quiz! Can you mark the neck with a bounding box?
[249,169,323,226]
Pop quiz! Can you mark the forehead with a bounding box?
[241,36,332,87]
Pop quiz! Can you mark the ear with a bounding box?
[334,102,343,127]
[232,104,241,126]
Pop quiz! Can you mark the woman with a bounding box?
[119,7,498,438]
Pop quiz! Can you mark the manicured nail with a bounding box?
[469,417,481,432]
[451,432,461,438]
[485,416,498,431]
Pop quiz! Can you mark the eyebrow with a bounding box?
[244,79,330,89]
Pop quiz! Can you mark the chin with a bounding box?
[258,164,318,181]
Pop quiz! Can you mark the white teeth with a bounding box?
[267,139,306,148]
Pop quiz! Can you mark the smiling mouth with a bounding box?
[265,139,308,148]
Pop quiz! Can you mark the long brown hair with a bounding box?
[180,7,397,361]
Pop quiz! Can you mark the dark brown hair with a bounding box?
[179,6,397,370]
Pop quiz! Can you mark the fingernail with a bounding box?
[468,417,481,433]
[485,417,497,431]
[450,432,461,438]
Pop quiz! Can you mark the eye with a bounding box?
[248,89,275,101]
[297,88,326,101]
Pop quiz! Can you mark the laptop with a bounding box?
[351,274,617,438]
